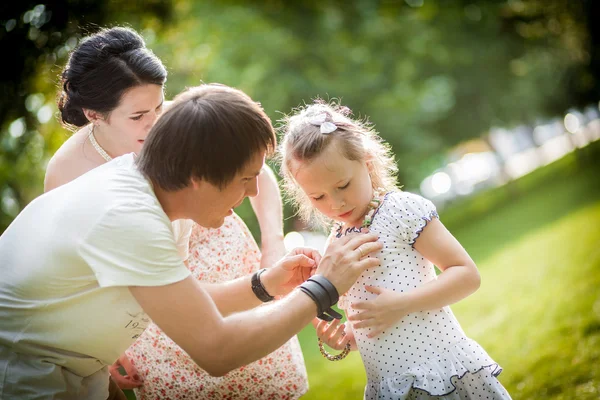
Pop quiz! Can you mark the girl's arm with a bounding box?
[249,165,286,268]
[350,218,480,337]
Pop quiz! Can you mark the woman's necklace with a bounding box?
[88,125,112,162]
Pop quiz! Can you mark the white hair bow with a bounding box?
[309,113,337,134]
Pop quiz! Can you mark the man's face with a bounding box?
[190,151,266,228]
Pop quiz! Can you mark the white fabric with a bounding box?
[337,191,511,399]
[172,218,194,261]
[0,154,191,399]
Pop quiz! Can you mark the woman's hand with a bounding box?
[349,286,410,338]
[313,318,357,351]
[108,353,143,389]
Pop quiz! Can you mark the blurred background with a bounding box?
[1,1,599,398]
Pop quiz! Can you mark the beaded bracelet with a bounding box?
[318,338,351,361]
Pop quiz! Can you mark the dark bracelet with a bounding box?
[299,275,342,321]
[251,268,274,302]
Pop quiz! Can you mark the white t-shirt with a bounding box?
[0,154,191,399]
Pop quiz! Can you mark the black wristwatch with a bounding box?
[251,268,275,302]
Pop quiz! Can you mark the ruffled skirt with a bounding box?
[364,339,511,399]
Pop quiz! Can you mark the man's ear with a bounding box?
[189,177,202,190]
[82,109,104,126]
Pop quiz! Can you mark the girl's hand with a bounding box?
[349,286,410,338]
[313,317,357,351]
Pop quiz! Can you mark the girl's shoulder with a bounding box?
[379,190,437,216]
[374,190,439,245]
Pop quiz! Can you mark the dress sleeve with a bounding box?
[78,202,191,288]
[382,191,439,246]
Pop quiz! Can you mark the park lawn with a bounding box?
[298,152,600,399]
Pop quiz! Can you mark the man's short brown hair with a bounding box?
[137,84,276,190]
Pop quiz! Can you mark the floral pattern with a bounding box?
[126,213,309,399]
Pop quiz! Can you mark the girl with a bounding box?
[46,26,308,399]
[279,101,511,399]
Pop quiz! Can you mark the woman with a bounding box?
[45,26,308,399]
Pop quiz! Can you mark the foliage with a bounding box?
[0,1,174,230]
[0,0,598,236]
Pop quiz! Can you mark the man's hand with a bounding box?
[262,247,321,296]
[316,232,382,294]
[108,353,143,390]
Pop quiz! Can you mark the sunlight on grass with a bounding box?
[453,203,600,399]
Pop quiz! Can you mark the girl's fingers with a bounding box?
[319,319,340,338]
[330,323,346,341]
[349,310,373,321]
[350,300,374,311]
[367,328,384,338]
[353,318,375,329]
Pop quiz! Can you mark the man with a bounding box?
[0,84,382,399]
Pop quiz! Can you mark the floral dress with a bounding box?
[126,213,309,399]
[337,191,511,400]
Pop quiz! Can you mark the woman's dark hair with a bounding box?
[57,26,167,127]
[137,84,277,191]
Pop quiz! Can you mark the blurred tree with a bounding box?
[0,1,173,231]
[1,0,597,236]
[152,0,597,191]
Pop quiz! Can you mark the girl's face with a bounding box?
[291,142,374,227]
[98,84,164,155]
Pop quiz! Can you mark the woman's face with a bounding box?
[100,84,164,155]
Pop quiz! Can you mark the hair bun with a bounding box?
[92,27,145,58]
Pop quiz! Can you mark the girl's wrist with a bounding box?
[394,291,415,315]
[260,232,285,247]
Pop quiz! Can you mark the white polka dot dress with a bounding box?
[336,191,511,399]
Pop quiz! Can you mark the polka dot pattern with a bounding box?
[337,192,511,399]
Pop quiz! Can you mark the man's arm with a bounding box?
[199,278,263,317]
[200,247,319,316]
[129,232,382,377]
[130,276,316,377]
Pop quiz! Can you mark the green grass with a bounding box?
[298,147,600,399]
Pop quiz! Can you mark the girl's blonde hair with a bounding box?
[278,99,399,228]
